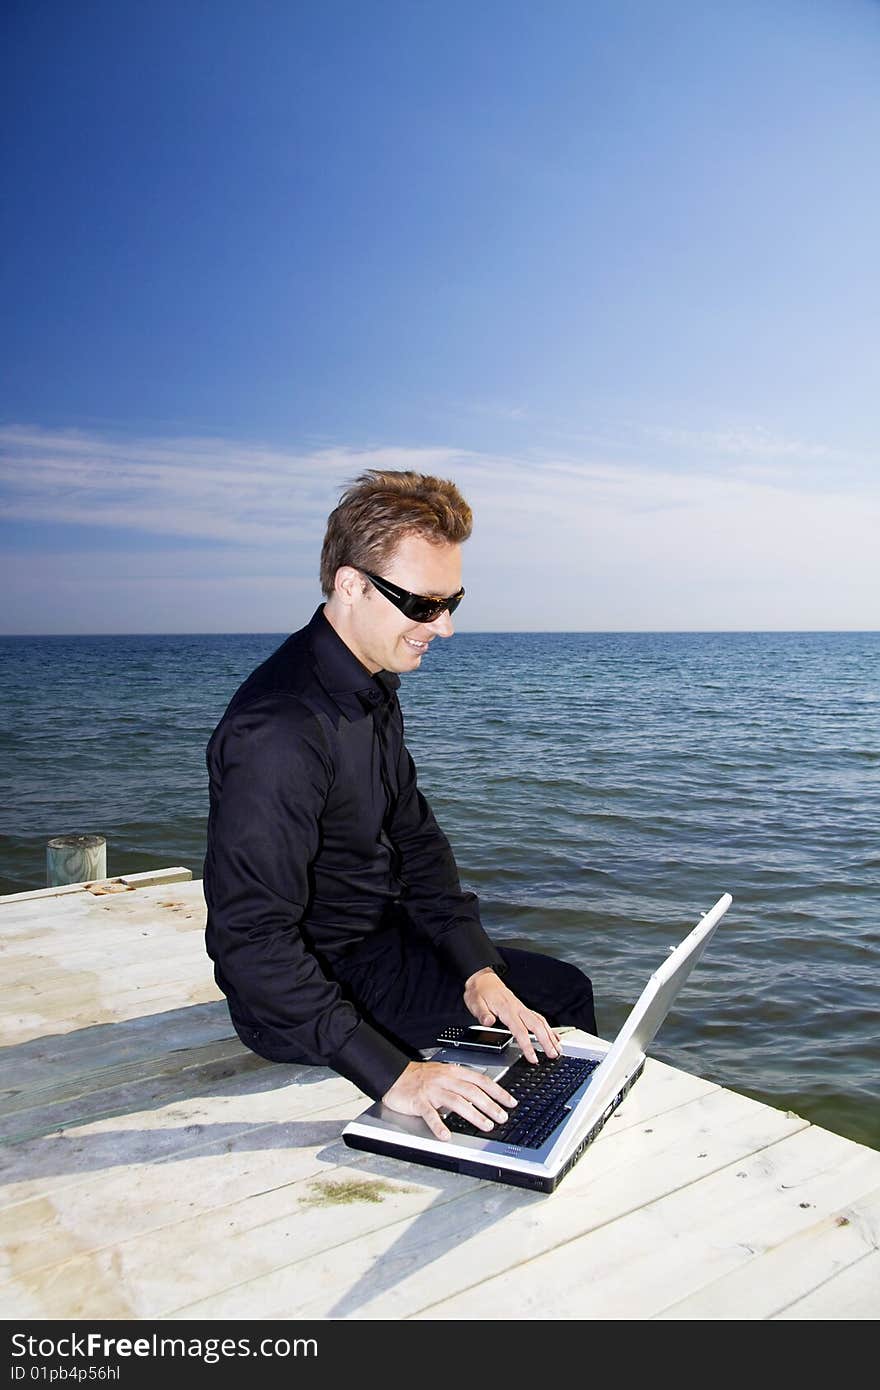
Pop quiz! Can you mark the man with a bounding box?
[204,470,597,1142]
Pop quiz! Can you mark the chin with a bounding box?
[397,643,425,669]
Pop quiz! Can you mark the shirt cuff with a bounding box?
[438,922,507,984]
[327,1018,413,1101]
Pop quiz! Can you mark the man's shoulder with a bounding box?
[206,684,336,791]
[227,626,317,711]
[208,617,333,744]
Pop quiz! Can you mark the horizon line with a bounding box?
[2,628,878,639]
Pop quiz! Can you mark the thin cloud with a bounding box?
[0,426,473,546]
[645,422,848,464]
[3,423,879,631]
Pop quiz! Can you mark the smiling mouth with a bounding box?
[404,637,429,652]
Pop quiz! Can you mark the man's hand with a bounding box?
[464,967,561,1065]
[382,1060,518,1142]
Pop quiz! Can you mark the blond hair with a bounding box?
[319,470,472,597]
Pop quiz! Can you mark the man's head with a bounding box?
[321,470,472,675]
[320,470,472,595]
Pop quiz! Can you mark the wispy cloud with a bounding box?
[452,405,868,485]
[2,423,878,631]
[0,426,473,546]
[647,423,839,459]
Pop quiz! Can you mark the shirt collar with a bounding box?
[307,606,400,721]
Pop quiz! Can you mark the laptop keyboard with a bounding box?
[445,1053,600,1150]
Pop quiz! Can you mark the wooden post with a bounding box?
[46,835,107,887]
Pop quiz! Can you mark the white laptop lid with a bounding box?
[546,891,732,1167]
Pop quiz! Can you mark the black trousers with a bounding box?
[329,925,597,1060]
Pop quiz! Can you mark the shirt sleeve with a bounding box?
[204,696,412,1100]
[385,701,507,983]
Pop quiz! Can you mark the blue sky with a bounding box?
[2,0,878,633]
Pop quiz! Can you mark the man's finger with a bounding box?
[529,1015,561,1058]
[448,1097,498,1131]
[486,1011,536,1061]
[505,1018,539,1064]
[421,1102,451,1142]
[451,1066,517,1111]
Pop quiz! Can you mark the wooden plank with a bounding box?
[0,883,86,905]
[0,1042,329,1147]
[0,963,212,1011]
[0,868,193,906]
[0,1001,238,1094]
[0,1055,708,1220]
[408,1126,880,1322]
[657,1183,880,1319]
[0,911,207,963]
[0,1050,355,1173]
[0,956,218,1013]
[0,1094,376,1274]
[0,1066,361,1209]
[1,936,211,989]
[773,1247,880,1319]
[0,1036,252,1121]
[0,1111,455,1318]
[0,981,224,1049]
[0,876,205,935]
[158,1085,809,1320]
[0,890,219,1048]
[118,870,193,889]
[0,1052,710,1202]
[0,936,207,979]
[0,1094,380,1315]
[2,878,876,1320]
[0,893,207,959]
[0,899,208,994]
[0,1061,715,1318]
[0,939,211,994]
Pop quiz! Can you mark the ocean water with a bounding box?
[1,629,877,1149]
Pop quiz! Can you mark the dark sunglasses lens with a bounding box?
[405,597,444,622]
[405,591,463,623]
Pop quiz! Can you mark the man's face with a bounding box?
[347,533,462,675]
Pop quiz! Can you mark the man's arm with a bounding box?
[204,696,411,1101]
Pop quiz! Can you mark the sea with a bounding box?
[1,629,877,1150]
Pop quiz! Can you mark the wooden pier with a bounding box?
[1,872,878,1320]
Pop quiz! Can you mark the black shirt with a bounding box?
[203,605,505,1100]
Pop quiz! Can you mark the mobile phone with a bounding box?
[435,1025,515,1052]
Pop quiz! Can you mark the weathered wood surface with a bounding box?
[0,867,193,907]
[1,877,878,1320]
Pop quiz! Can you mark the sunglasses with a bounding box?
[361,569,465,624]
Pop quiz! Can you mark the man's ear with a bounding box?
[333,565,363,607]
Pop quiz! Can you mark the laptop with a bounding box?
[343,893,732,1193]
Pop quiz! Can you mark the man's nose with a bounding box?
[430,609,455,638]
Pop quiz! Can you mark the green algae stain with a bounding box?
[301,1177,416,1207]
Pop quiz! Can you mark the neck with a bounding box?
[322,598,380,674]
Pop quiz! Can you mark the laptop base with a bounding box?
[342,1059,645,1193]
[342,893,731,1193]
